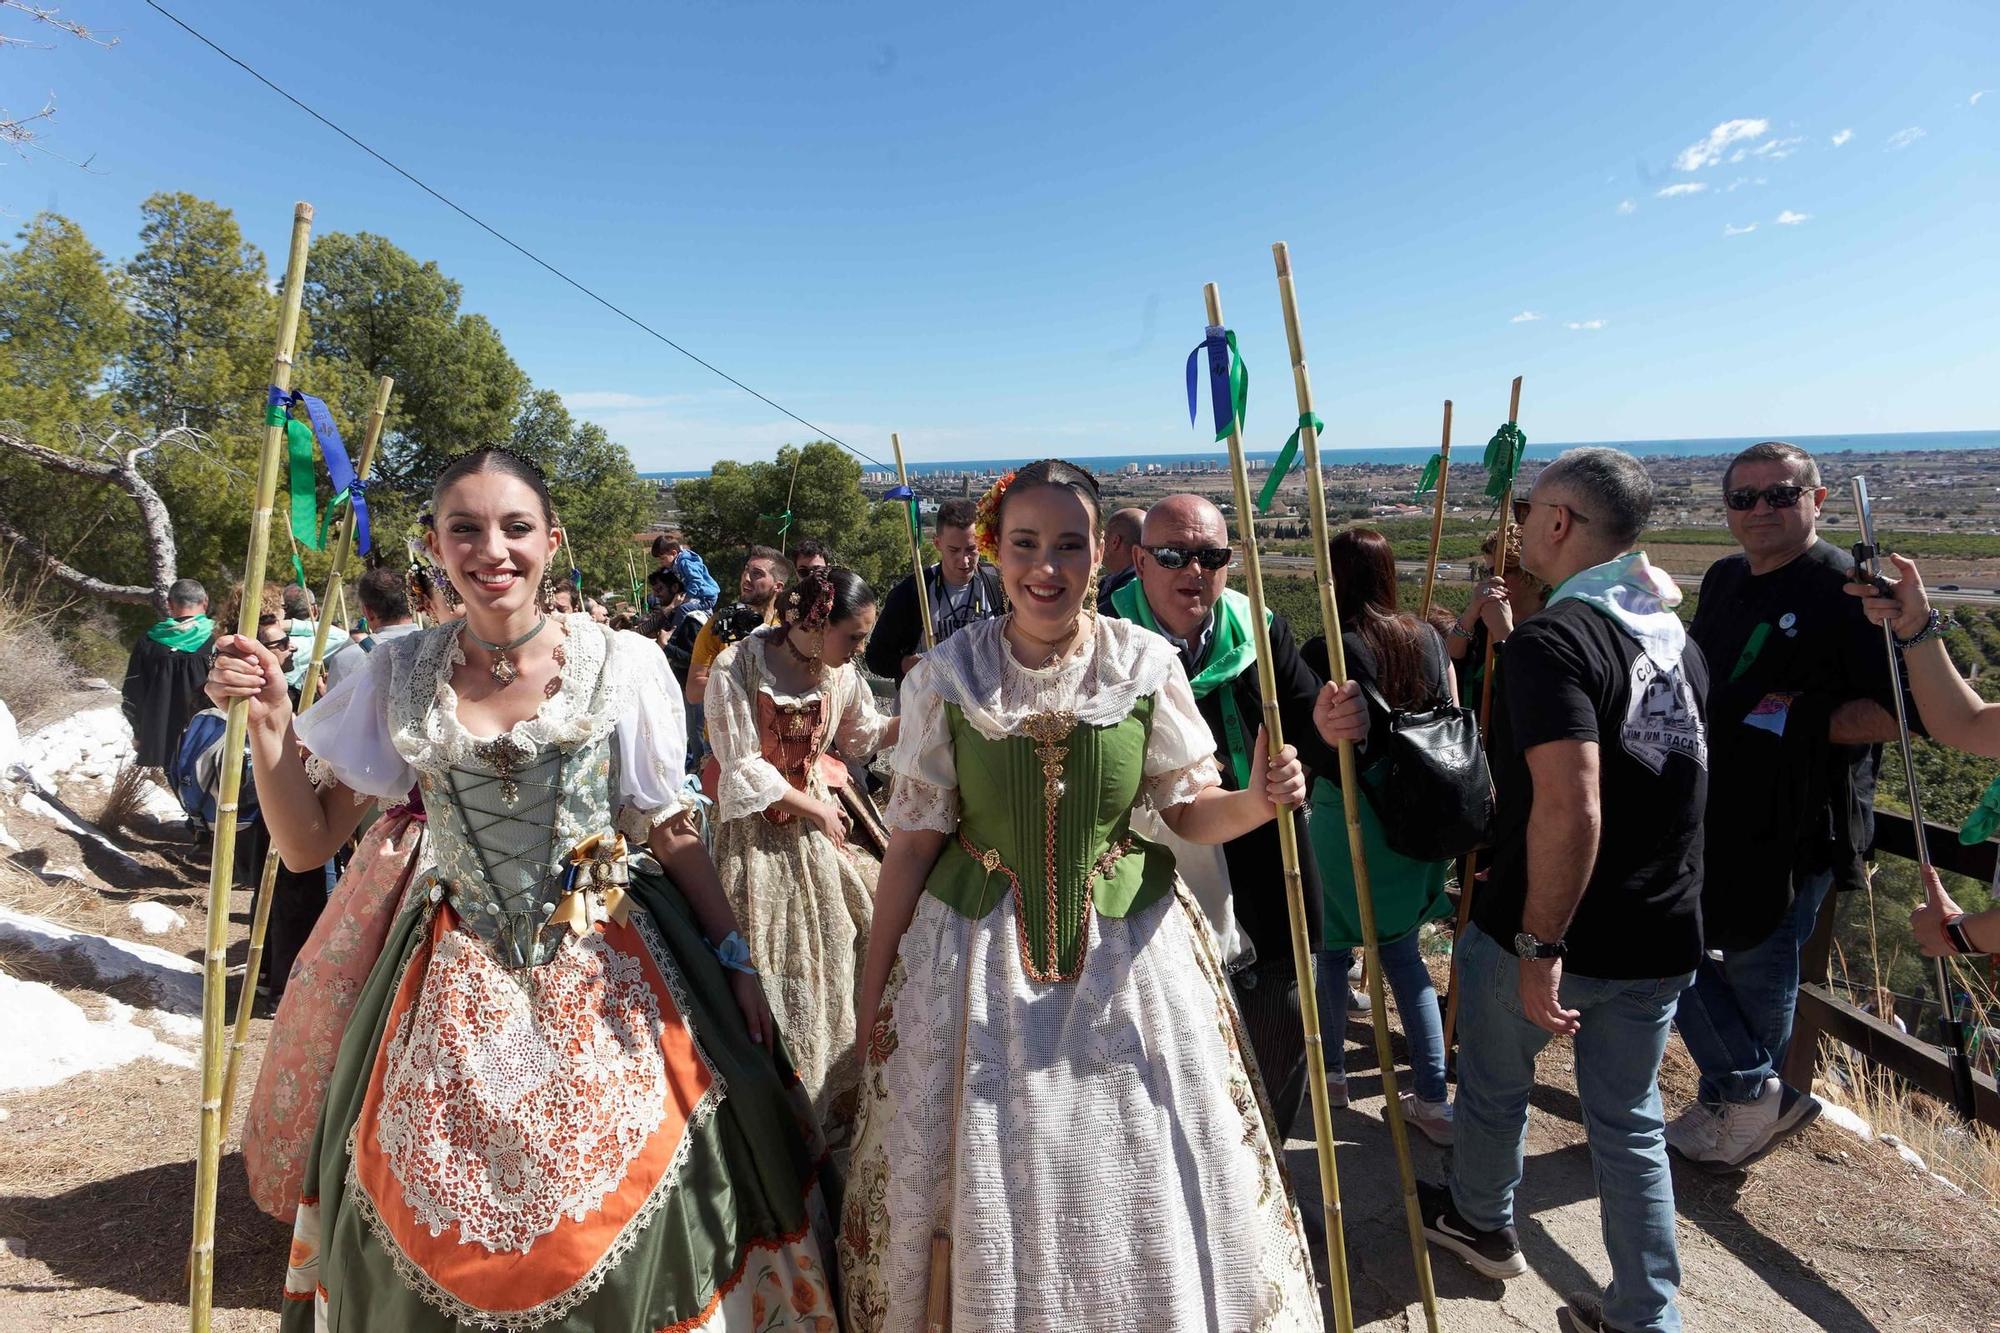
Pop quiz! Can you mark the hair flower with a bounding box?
[972,470,1017,560]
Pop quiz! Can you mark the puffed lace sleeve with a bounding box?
[833,667,894,762]
[609,629,693,837]
[1142,654,1223,811]
[883,656,959,834]
[705,641,792,823]
[293,640,414,801]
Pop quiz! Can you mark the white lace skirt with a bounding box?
[838,883,1323,1333]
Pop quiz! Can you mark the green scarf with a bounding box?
[1109,580,1266,788]
[146,615,214,653]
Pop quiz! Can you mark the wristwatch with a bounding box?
[1513,931,1568,961]
[1943,913,1984,957]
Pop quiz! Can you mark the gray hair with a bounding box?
[167,578,207,611]
[1535,447,1654,546]
[1723,440,1821,493]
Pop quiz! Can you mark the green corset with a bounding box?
[925,694,1178,980]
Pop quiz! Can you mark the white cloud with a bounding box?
[559,391,695,411]
[1723,222,1758,236]
[1656,182,1708,198]
[1972,90,1991,107]
[1674,118,1771,171]
[1510,311,1544,323]
[1887,126,1926,150]
[1753,135,1805,160]
[1831,128,1853,146]
[1565,319,1608,331]
[1724,175,1769,192]
[1775,209,1812,225]
[1615,198,1637,215]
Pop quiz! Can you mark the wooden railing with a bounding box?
[1781,809,2000,1128]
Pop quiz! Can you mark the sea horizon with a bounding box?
[639,428,2000,481]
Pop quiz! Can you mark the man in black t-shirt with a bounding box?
[1421,449,1705,1333]
[1667,442,1902,1175]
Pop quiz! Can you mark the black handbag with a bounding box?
[1354,635,1495,862]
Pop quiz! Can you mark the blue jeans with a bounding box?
[1316,935,1448,1104]
[1674,869,1833,1105]
[1451,923,1690,1333]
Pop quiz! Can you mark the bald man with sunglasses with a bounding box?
[1103,493,1335,1137]
[1666,440,1905,1175]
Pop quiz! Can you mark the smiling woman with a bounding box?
[838,459,1324,1332]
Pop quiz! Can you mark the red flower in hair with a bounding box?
[972,470,1016,560]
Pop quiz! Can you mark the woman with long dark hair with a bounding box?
[706,565,895,1155]
[1302,526,1458,1143]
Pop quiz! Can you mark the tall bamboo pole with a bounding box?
[1441,375,1523,1058]
[1418,401,1454,620]
[190,201,314,1332]
[1205,280,1354,1333]
[1273,244,1441,1332]
[217,374,394,1133]
[891,432,936,651]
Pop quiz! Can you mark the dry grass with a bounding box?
[92,762,151,838]
[0,574,77,731]
[1815,1038,2000,1207]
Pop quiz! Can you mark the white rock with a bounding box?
[1818,1101,1874,1141]
[0,972,196,1093]
[0,816,19,853]
[0,905,202,1013]
[0,1106,11,1122]
[0,699,19,775]
[126,901,186,935]
[19,706,136,792]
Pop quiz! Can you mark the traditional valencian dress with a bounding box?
[281,615,838,1332]
[706,631,891,1152]
[838,613,1323,1332]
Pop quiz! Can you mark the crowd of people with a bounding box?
[99,433,1987,1332]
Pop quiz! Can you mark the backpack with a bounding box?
[1354,632,1495,862]
[168,708,259,832]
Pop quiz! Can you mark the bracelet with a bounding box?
[1893,607,1954,648]
[1943,913,1984,957]
[710,931,758,975]
[1448,622,1474,640]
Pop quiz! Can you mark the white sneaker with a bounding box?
[1701,1077,1822,1172]
[1664,1100,1721,1161]
[1348,986,1373,1022]
[1400,1091,1454,1146]
[1348,956,1365,984]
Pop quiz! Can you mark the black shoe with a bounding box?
[1418,1179,1527,1280]
[1556,1293,1625,1333]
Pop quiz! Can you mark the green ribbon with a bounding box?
[1484,421,1526,501]
[1959,773,2000,845]
[146,615,215,653]
[760,508,794,543]
[1729,622,1771,683]
[318,487,354,550]
[1415,453,1444,498]
[1257,412,1322,513]
[291,549,307,589]
[264,400,322,552]
[1108,580,1268,789]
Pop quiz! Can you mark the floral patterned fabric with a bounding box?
[244,809,429,1221]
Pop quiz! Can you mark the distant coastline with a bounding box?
[640,429,2000,482]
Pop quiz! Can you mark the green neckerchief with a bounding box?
[146,615,214,653]
[1110,580,1266,789]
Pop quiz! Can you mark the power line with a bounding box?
[139,0,893,475]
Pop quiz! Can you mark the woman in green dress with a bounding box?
[1302,527,1458,1144]
[206,447,839,1332]
[838,459,1324,1332]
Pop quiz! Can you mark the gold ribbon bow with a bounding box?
[551,831,633,934]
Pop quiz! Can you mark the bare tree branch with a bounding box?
[0,424,189,616]
[1,4,114,156]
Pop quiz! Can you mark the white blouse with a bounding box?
[883,614,1221,835]
[704,633,893,824]
[294,616,690,832]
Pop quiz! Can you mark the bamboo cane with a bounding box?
[891,432,936,651]
[190,201,314,1332]
[1206,280,1354,1333]
[217,374,394,1134]
[1418,401,1454,620]
[1441,375,1523,1059]
[1273,244,1441,1332]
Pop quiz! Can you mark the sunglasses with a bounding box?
[1724,483,1808,512]
[1512,499,1591,526]
[1144,544,1233,571]
[258,638,295,656]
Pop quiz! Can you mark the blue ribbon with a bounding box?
[265,386,373,555]
[1185,325,1248,442]
[881,484,915,501]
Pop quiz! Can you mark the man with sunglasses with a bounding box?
[1667,441,1904,1174]
[1103,493,1332,1138]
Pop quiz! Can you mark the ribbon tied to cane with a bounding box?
[883,483,921,542]
[265,386,372,556]
[1415,453,1444,498]
[1483,420,1527,503]
[1185,324,1248,443]
[759,508,794,544]
[1256,411,1322,513]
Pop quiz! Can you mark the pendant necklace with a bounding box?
[781,630,825,676]
[466,616,548,685]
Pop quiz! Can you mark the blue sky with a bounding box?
[5,1,1997,471]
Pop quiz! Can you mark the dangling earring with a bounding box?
[1082,563,1102,618]
[436,568,461,607]
[539,569,560,611]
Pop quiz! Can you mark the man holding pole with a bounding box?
[1103,492,1330,1130]
[863,497,1002,686]
[1421,448,1707,1333]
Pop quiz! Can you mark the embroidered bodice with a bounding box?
[705,633,891,824]
[296,616,690,968]
[884,615,1222,978]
